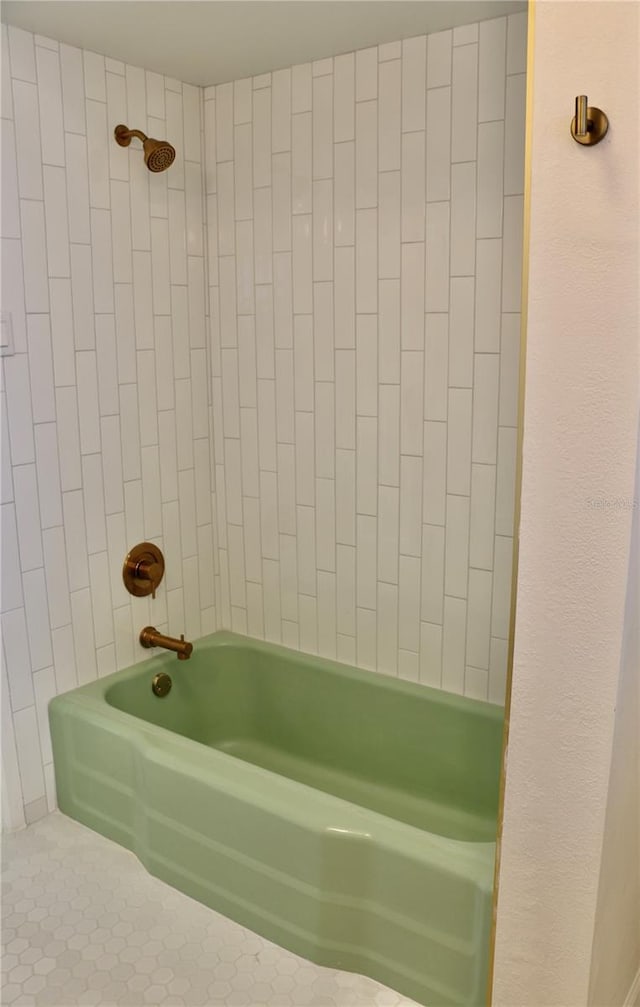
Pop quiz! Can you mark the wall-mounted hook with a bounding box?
[571,95,609,145]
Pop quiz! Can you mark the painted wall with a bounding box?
[0,24,216,829]
[205,14,527,697]
[589,420,640,1007]
[492,2,640,1004]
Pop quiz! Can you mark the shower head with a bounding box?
[114,124,176,172]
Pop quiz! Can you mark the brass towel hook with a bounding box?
[571,95,609,145]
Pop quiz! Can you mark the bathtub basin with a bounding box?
[49,631,502,1006]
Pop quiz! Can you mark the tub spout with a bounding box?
[140,626,193,660]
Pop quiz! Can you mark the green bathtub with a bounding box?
[49,631,502,1006]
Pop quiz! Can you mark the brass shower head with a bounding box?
[114,124,176,172]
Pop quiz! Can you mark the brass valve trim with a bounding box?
[122,542,165,598]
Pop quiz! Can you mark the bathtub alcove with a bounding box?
[50,632,502,1006]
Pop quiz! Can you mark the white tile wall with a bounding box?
[1,25,214,829]
[206,14,526,707]
[2,12,526,831]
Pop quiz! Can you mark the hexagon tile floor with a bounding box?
[1,812,420,1007]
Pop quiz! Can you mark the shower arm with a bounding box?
[115,126,148,144]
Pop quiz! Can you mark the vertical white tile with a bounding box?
[495,426,517,536]
[59,43,85,134]
[356,514,377,609]
[504,74,526,196]
[291,111,312,214]
[336,543,356,637]
[1,25,13,119]
[26,315,55,423]
[295,411,315,507]
[292,215,312,313]
[475,240,502,352]
[101,416,124,514]
[183,83,201,160]
[218,256,237,347]
[398,554,421,653]
[75,351,101,454]
[466,568,492,669]
[378,170,400,279]
[453,22,479,45]
[469,463,497,571]
[119,383,142,480]
[273,252,293,348]
[4,354,34,467]
[312,74,333,180]
[8,25,36,81]
[378,279,400,383]
[425,201,450,312]
[356,606,377,670]
[419,621,442,686]
[2,608,34,710]
[317,570,336,658]
[91,208,115,313]
[254,187,273,285]
[449,276,474,387]
[378,59,401,172]
[2,238,27,354]
[55,386,81,490]
[316,478,336,573]
[272,68,291,153]
[378,384,400,489]
[88,552,113,649]
[473,352,500,464]
[83,50,105,101]
[401,131,425,242]
[355,47,377,102]
[215,81,233,161]
[70,587,97,684]
[313,181,333,282]
[377,485,399,584]
[1,394,14,504]
[315,381,334,479]
[12,80,43,200]
[379,41,401,62]
[42,527,71,630]
[445,494,470,598]
[33,666,56,763]
[34,424,62,529]
[399,455,422,557]
[400,242,425,349]
[14,464,43,571]
[447,388,472,496]
[291,63,312,114]
[1,504,24,612]
[297,505,316,597]
[234,77,252,124]
[277,443,296,536]
[356,315,377,418]
[427,30,452,89]
[70,244,95,349]
[442,595,466,695]
[334,247,355,348]
[451,162,476,276]
[333,52,355,143]
[492,533,513,640]
[502,195,524,312]
[402,35,426,132]
[377,581,398,674]
[488,635,508,704]
[478,18,507,122]
[184,162,203,257]
[507,12,528,75]
[36,46,65,166]
[424,314,448,421]
[423,421,447,526]
[233,123,253,221]
[426,87,451,204]
[13,707,45,804]
[499,313,521,427]
[421,523,445,624]
[355,100,377,209]
[62,490,89,590]
[400,352,423,456]
[477,121,504,238]
[335,448,356,547]
[85,98,110,210]
[1,121,20,240]
[451,43,478,162]
[356,416,377,516]
[253,85,271,188]
[65,133,91,244]
[298,593,317,654]
[272,152,292,252]
[356,208,377,313]
[20,200,49,312]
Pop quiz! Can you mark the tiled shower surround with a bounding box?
[206,22,526,695]
[1,14,526,827]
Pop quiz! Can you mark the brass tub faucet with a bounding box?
[140,626,193,661]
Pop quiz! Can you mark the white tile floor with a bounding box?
[1,813,419,1007]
